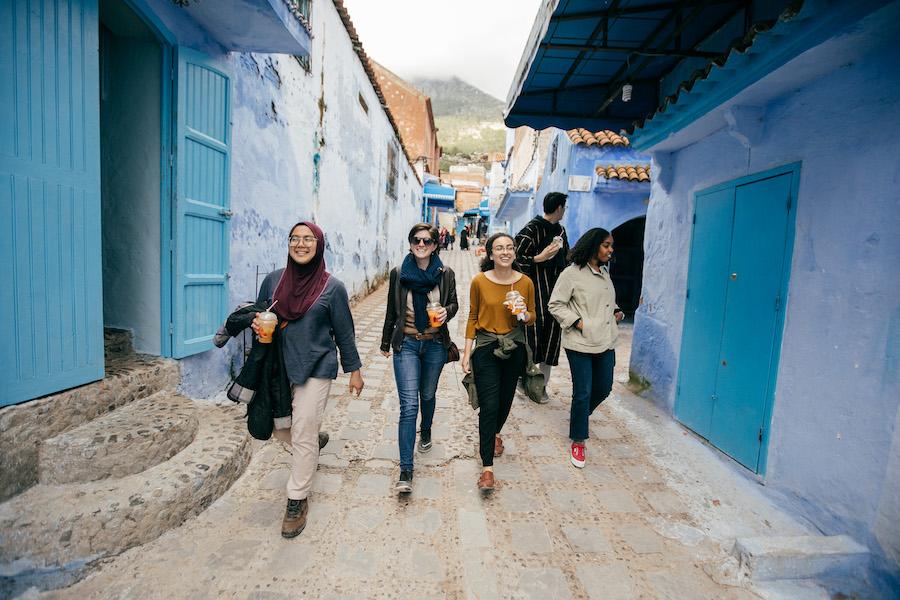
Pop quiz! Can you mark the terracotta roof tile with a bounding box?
[595,164,651,182]
[566,129,630,147]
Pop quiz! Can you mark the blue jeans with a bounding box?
[393,336,447,470]
[566,348,615,441]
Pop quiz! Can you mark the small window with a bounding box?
[289,0,312,73]
[386,143,398,199]
[358,92,368,114]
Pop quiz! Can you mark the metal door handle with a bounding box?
[219,209,234,218]
[730,273,737,280]
[721,359,727,366]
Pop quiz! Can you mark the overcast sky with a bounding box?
[341,0,544,102]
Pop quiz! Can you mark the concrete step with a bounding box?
[0,400,251,570]
[733,534,869,581]
[39,391,199,485]
[0,354,180,502]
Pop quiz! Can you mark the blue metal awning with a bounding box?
[479,198,490,218]
[495,190,531,222]
[504,0,804,135]
[423,182,456,205]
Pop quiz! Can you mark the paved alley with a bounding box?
[43,250,800,600]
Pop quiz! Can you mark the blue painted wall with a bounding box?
[168,3,422,396]
[630,3,900,576]
[534,132,650,245]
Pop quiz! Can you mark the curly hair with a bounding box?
[480,233,521,272]
[567,227,612,267]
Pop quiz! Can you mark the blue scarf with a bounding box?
[399,253,444,332]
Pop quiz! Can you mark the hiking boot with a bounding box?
[418,428,433,453]
[570,442,586,469]
[281,498,308,538]
[395,469,413,494]
[318,431,329,450]
[478,470,495,492]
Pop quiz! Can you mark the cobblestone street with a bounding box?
[44,250,798,600]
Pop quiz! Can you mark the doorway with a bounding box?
[610,216,645,316]
[98,0,169,356]
[675,164,798,473]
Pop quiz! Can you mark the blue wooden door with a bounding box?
[172,48,232,358]
[710,173,793,470]
[674,187,734,437]
[0,0,104,406]
[675,167,796,473]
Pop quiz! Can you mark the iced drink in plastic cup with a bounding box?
[426,301,443,328]
[257,311,278,343]
[505,290,524,315]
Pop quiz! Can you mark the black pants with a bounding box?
[472,341,526,466]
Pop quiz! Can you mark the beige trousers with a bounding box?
[272,377,332,500]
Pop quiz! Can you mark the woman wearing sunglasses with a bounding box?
[381,224,459,494]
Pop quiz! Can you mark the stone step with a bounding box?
[38,392,199,485]
[0,354,180,502]
[733,535,870,581]
[0,400,251,570]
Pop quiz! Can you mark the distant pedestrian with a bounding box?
[381,224,459,494]
[459,225,470,250]
[448,229,456,250]
[514,192,569,402]
[462,233,535,492]
[252,221,364,538]
[439,227,448,250]
[548,228,624,469]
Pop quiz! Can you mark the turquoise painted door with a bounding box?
[172,48,232,358]
[676,168,795,472]
[710,173,793,469]
[0,0,104,406]
[674,187,734,437]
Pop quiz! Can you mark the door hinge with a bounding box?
[774,295,781,312]
[758,427,764,442]
[686,288,690,299]
[692,213,697,224]
[786,195,792,211]
[171,66,175,82]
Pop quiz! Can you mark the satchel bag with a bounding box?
[447,341,460,363]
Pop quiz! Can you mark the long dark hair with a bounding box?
[568,227,612,267]
[480,233,521,272]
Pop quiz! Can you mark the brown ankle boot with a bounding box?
[281,498,308,538]
[478,470,495,492]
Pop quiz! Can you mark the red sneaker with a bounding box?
[570,442,586,468]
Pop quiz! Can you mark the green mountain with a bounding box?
[410,77,506,160]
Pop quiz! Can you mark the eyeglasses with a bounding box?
[289,235,317,246]
[411,237,435,246]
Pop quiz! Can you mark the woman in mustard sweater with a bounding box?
[462,233,535,492]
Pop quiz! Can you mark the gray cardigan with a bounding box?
[257,270,362,386]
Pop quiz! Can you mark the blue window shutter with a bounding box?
[172,48,232,358]
[0,0,104,406]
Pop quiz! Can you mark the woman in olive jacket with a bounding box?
[548,228,624,469]
[381,223,459,494]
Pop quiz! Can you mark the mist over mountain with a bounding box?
[410,77,506,163]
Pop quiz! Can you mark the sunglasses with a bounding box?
[411,237,435,246]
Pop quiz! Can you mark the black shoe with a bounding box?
[395,469,413,494]
[418,428,433,453]
[318,431,329,450]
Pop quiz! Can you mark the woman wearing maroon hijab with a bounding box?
[252,221,364,539]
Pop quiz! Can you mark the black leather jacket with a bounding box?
[380,266,459,353]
